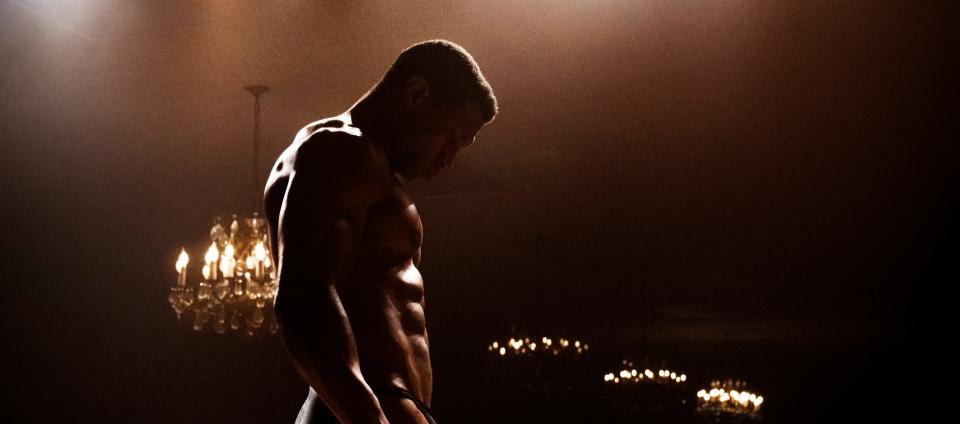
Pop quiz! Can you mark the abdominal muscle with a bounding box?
[338,258,432,407]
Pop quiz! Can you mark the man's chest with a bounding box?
[360,182,423,264]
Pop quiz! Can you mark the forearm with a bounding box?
[276,285,388,424]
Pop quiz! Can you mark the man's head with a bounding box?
[364,40,498,180]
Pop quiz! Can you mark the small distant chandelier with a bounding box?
[168,85,279,335]
[484,334,591,396]
[599,358,690,418]
[696,379,764,422]
[603,360,687,385]
[487,336,590,358]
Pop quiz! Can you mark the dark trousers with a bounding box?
[296,385,437,424]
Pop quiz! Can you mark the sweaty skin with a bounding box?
[265,102,483,424]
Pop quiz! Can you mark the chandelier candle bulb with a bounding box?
[220,256,235,278]
[253,241,267,279]
[204,242,220,281]
[221,243,236,278]
[175,248,189,287]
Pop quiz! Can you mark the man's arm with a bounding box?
[273,132,389,424]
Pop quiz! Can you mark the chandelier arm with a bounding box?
[245,85,269,213]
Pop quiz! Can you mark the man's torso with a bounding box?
[264,116,433,406]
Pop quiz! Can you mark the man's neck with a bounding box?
[349,95,415,183]
[348,95,398,149]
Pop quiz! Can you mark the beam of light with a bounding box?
[10,0,97,42]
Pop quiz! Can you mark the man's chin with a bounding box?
[424,167,441,181]
[414,166,436,181]
[395,168,425,182]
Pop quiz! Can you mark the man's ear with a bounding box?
[404,76,431,111]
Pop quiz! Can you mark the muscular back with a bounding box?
[264,116,434,422]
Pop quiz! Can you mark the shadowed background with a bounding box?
[1,1,953,422]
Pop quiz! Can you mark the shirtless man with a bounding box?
[263,40,498,424]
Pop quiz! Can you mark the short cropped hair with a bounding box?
[374,40,498,123]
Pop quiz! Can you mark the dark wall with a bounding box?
[2,1,953,422]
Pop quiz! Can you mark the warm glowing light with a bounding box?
[604,363,688,387]
[219,257,232,277]
[254,241,267,261]
[489,335,588,358]
[170,212,278,335]
[176,249,189,272]
[697,380,765,418]
[499,347,506,355]
[213,243,235,278]
[204,242,219,263]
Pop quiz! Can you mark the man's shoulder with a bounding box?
[294,123,379,170]
[295,116,362,142]
[290,120,391,194]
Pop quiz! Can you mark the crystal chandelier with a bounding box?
[168,85,279,335]
[484,334,592,398]
[603,360,687,385]
[487,336,590,357]
[170,214,278,335]
[696,379,765,422]
[600,358,690,419]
